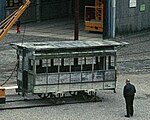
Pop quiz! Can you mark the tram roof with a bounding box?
[11,40,126,50]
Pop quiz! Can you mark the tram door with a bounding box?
[22,50,28,90]
[22,71,28,90]
[17,49,28,91]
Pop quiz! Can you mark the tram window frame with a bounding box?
[94,56,105,70]
[48,58,70,73]
[86,57,94,64]
[60,58,70,72]
[54,58,61,66]
[78,57,94,65]
[78,57,93,71]
[94,56,100,70]
[78,57,84,65]
[18,55,22,69]
[70,58,74,65]
[47,59,51,67]
[28,59,33,71]
[71,58,81,72]
[48,58,58,73]
[35,60,40,66]
[105,56,115,70]
[109,56,115,69]
[35,59,47,73]
[42,59,48,67]
[64,58,70,66]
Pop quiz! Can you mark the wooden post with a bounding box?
[74,0,79,40]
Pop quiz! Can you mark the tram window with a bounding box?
[36,60,40,73]
[82,57,92,71]
[74,58,78,65]
[78,57,84,65]
[71,58,81,72]
[29,59,33,70]
[51,59,54,66]
[78,57,92,65]
[48,59,58,73]
[60,58,69,72]
[70,58,74,65]
[36,59,46,73]
[34,60,39,66]
[94,56,99,70]
[64,58,70,66]
[108,56,115,69]
[86,57,94,64]
[94,56,104,70]
[100,56,105,70]
[105,56,115,70]
[42,59,47,67]
[48,66,58,73]
[19,55,22,69]
[54,58,61,66]
[46,59,51,67]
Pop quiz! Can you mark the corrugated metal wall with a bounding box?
[0,0,6,21]
[40,0,92,20]
[40,0,71,20]
[116,0,150,34]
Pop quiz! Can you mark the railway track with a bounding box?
[0,93,102,110]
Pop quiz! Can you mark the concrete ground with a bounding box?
[0,19,150,120]
[8,18,103,41]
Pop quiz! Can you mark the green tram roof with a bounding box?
[11,40,126,51]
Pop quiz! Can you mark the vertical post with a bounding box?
[103,0,108,39]
[103,0,112,39]
[111,0,116,38]
[36,0,41,22]
[108,0,111,37]
[74,0,79,40]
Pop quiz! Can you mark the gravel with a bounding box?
[0,74,150,120]
[0,21,150,120]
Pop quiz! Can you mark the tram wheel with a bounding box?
[69,91,78,96]
[38,93,49,99]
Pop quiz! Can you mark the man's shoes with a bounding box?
[125,115,130,118]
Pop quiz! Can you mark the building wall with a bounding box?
[2,0,150,35]
[40,0,91,20]
[40,0,72,20]
[0,0,6,21]
[116,0,150,34]
[5,0,37,22]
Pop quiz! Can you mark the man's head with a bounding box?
[125,79,130,84]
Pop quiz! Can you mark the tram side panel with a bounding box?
[16,49,117,95]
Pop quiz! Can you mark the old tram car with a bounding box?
[11,40,122,98]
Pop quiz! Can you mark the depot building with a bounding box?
[0,0,150,38]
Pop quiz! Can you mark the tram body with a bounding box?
[11,40,122,97]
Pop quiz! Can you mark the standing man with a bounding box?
[123,79,136,118]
